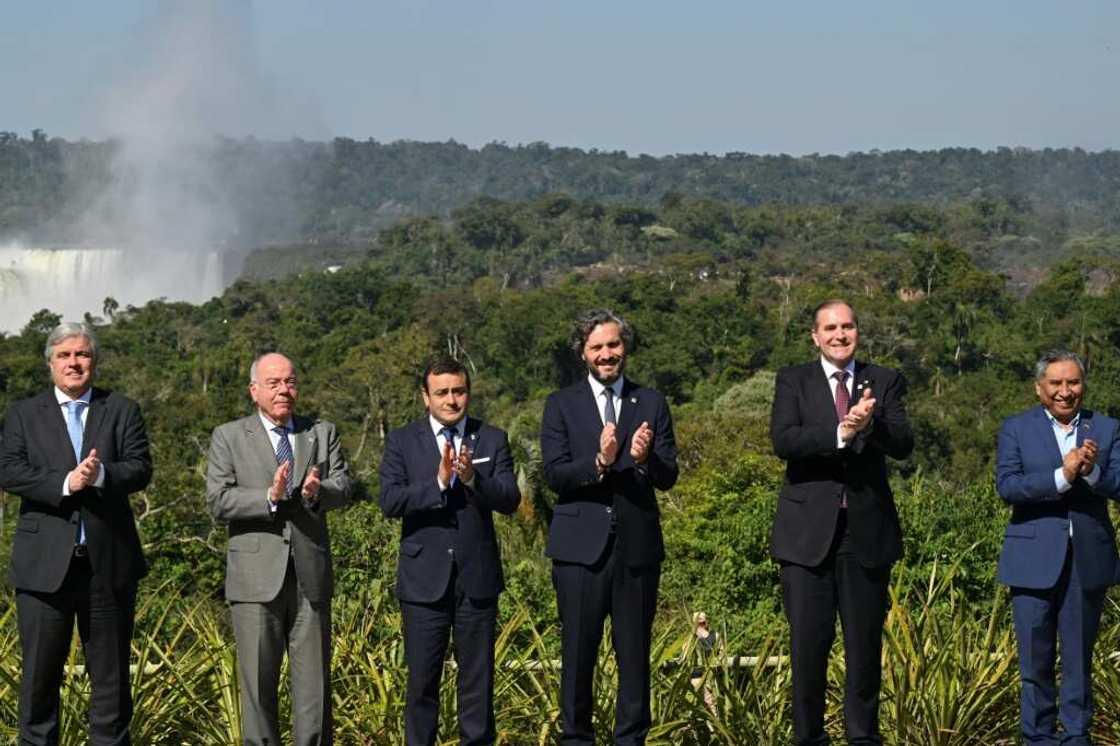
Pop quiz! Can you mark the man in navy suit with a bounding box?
[379,358,520,746]
[769,300,913,746]
[996,350,1120,745]
[540,308,678,745]
[0,322,151,745]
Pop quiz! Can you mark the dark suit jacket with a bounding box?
[996,407,1120,591]
[0,387,151,593]
[540,378,678,569]
[207,413,352,604]
[379,416,520,604]
[769,361,913,569]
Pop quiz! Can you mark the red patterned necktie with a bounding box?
[833,371,850,421]
[834,371,850,508]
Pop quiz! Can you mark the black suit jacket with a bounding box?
[769,361,913,569]
[0,387,151,592]
[541,378,678,569]
[379,416,520,604]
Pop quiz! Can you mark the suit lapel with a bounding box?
[83,388,108,458]
[616,379,638,446]
[1032,406,1064,466]
[808,362,838,425]
[39,391,77,468]
[413,419,442,472]
[463,416,482,457]
[292,416,318,481]
[245,415,280,476]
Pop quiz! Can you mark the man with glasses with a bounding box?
[207,352,353,745]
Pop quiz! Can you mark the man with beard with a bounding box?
[0,322,151,745]
[769,299,913,746]
[540,308,679,745]
[207,352,353,746]
[996,350,1120,745]
[379,358,520,746]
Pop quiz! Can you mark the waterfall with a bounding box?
[0,245,234,331]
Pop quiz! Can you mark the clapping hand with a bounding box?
[840,389,876,441]
[630,421,653,463]
[67,448,100,492]
[269,461,292,504]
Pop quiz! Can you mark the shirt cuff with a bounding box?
[267,490,278,513]
[437,476,448,492]
[836,425,849,449]
[93,464,105,488]
[1084,464,1102,487]
[1054,467,1073,493]
[62,475,71,496]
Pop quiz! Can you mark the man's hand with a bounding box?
[301,465,321,500]
[1079,438,1099,476]
[438,439,455,488]
[453,444,475,484]
[630,421,653,464]
[840,389,876,441]
[1062,448,1083,484]
[270,461,292,504]
[598,423,619,472]
[67,448,100,492]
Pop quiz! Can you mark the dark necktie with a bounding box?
[833,371,850,422]
[273,426,294,496]
[441,426,458,488]
[602,388,617,425]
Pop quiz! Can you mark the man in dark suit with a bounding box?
[996,350,1120,746]
[0,322,151,745]
[769,300,913,746]
[379,358,520,746]
[207,352,353,746]
[540,308,678,746]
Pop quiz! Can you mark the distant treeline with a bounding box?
[2,130,1119,255]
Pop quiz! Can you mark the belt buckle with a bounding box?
[73,544,89,558]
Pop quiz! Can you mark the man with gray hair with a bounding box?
[0,322,152,745]
[207,352,352,746]
[540,308,679,745]
[996,350,1120,745]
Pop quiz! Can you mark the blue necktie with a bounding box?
[441,426,458,488]
[67,401,87,544]
[273,426,294,496]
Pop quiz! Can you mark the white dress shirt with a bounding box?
[587,374,625,425]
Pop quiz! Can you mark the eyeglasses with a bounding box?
[259,377,298,392]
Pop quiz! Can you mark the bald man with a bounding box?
[207,353,353,746]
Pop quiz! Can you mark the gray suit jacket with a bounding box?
[206,413,352,604]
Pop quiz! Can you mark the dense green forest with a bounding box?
[5,149,1120,740]
[3,131,1120,278]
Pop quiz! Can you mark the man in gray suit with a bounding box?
[207,352,353,746]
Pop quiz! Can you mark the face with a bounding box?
[812,303,859,369]
[583,322,627,385]
[49,335,95,398]
[423,372,470,427]
[250,354,299,425]
[1036,360,1084,424]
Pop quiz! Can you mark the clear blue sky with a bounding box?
[2,0,1117,156]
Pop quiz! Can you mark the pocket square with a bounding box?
[471,456,491,464]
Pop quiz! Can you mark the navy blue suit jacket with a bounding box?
[540,378,678,569]
[379,416,520,603]
[995,406,1120,591]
